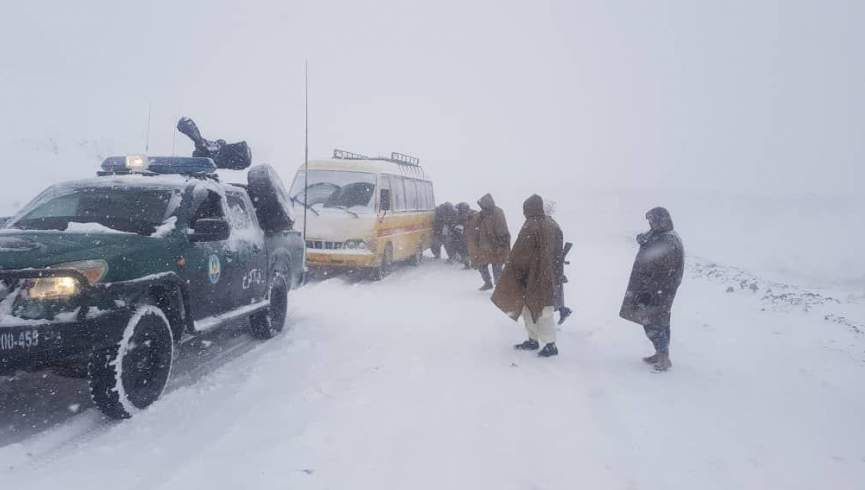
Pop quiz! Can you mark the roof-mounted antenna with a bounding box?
[144,103,152,154]
[303,60,310,249]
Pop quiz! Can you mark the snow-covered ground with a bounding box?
[2,200,864,489]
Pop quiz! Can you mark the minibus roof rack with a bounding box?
[388,152,420,166]
[333,149,369,160]
[332,149,421,167]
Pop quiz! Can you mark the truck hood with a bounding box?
[0,230,170,275]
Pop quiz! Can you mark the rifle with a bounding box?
[561,241,573,283]
[558,241,574,325]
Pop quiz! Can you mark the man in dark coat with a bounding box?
[454,202,473,269]
[476,193,511,291]
[432,202,456,260]
[619,207,685,371]
[492,195,564,357]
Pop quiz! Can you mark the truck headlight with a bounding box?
[26,276,80,300]
[24,260,108,300]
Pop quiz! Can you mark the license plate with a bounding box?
[0,330,41,351]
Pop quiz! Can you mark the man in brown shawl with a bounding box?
[491,194,564,357]
[475,193,511,291]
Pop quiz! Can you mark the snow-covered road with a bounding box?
[2,239,865,489]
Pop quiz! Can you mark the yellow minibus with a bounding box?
[289,150,435,279]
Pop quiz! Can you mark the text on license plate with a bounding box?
[0,330,40,351]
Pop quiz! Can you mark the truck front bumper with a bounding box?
[0,308,131,376]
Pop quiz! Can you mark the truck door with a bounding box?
[183,189,235,321]
[225,190,268,307]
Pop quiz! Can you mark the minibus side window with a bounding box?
[425,181,434,210]
[422,181,432,210]
[413,180,423,211]
[405,179,419,211]
[417,180,424,210]
[378,174,392,212]
[416,180,425,210]
[392,176,407,212]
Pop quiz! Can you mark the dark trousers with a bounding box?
[479,263,503,285]
[431,236,443,259]
[643,324,671,354]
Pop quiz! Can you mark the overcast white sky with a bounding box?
[0,0,861,203]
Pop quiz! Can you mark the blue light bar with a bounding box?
[100,156,216,175]
[148,157,216,174]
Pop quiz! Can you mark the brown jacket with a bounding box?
[475,194,511,265]
[464,210,482,266]
[492,195,563,322]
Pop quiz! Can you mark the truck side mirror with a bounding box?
[380,189,392,212]
[189,218,231,242]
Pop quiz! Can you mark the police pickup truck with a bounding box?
[0,155,304,419]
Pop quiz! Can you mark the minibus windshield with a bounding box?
[290,170,377,210]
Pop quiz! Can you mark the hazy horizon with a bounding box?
[1,0,862,205]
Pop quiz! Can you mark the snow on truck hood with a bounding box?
[0,230,165,270]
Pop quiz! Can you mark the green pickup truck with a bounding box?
[0,155,304,419]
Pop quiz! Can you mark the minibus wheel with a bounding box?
[372,244,394,281]
[409,244,424,266]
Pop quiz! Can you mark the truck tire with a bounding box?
[88,306,174,420]
[249,273,289,339]
[247,165,294,233]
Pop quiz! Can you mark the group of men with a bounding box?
[432,194,685,372]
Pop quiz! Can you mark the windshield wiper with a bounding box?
[332,206,359,218]
[290,196,319,216]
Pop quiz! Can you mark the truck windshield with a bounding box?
[289,170,377,210]
[8,186,175,235]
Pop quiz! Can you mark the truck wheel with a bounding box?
[249,273,289,339]
[88,306,174,420]
[371,244,394,281]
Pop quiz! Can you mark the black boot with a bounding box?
[538,343,559,357]
[478,266,493,290]
[514,339,540,350]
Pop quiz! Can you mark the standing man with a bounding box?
[543,200,572,325]
[432,202,456,260]
[492,194,564,358]
[454,202,473,269]
[619,207,685,372]
[476,193,510,291]
[464,203,482,271]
